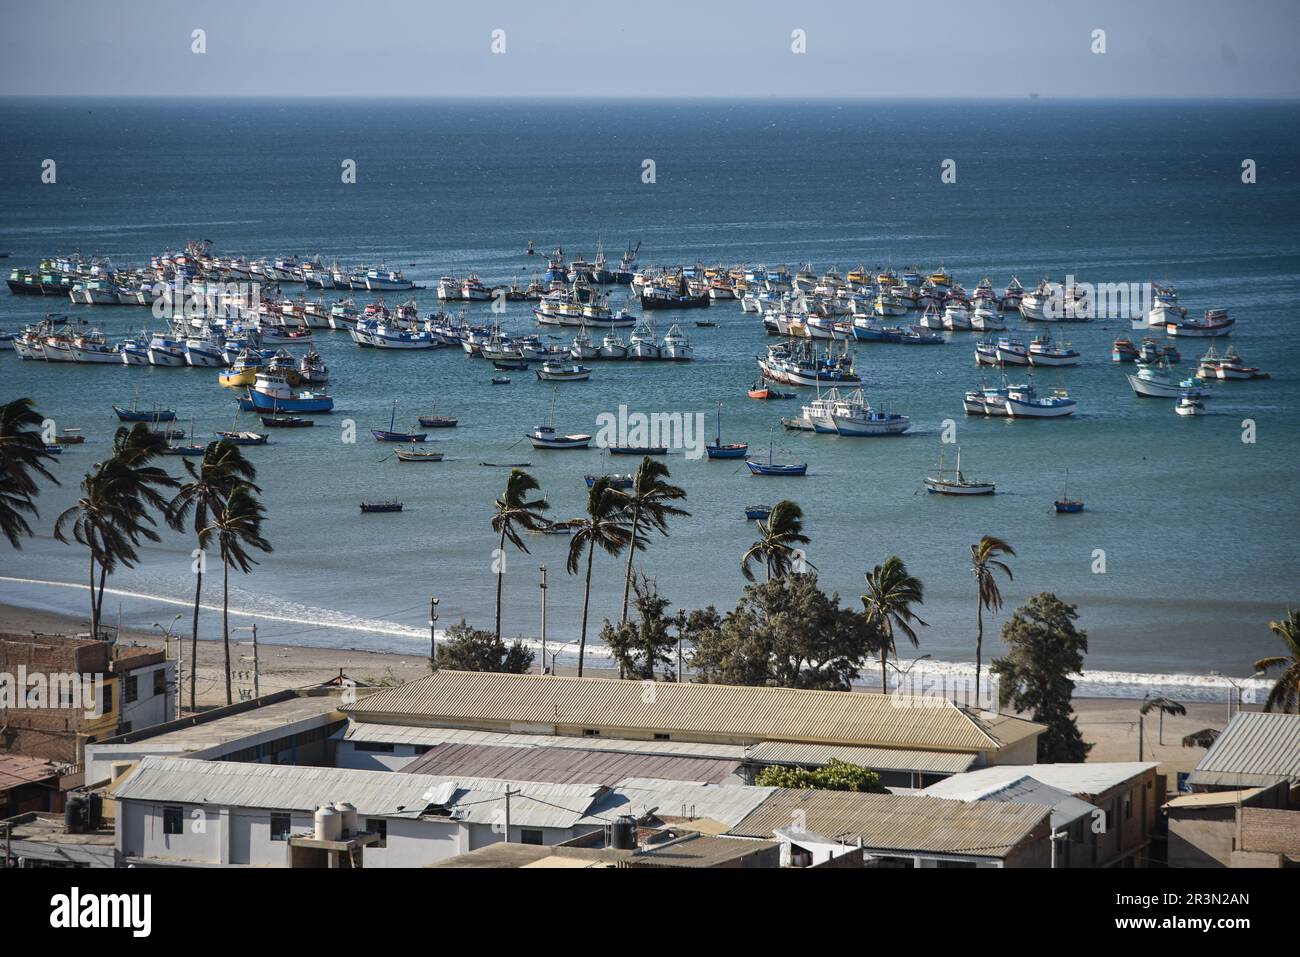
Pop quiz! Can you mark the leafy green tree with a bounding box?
[566,476,632,677]
[691,573,879,690]
[756,759,887,793]
[434,620,535,674]
[741,500,812,582]
[490,468,549,640]
[0,397,59,548]
[1255,608,1300,714]
[599,572,678,680]
[991,592,1092,762]
[167,439,259,712]
[861,555,928,692]
[616,457,688,624]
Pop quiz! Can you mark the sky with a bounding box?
[0,0,1298,98]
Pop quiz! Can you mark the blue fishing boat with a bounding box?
[113,403,177,423]
[609,445,668,456]
[372,400,428,442]
[744,504,772,520]
[585,474,634,490]
[240,372,334,414]
[706,402,749,459]
[1054,470,1084,513]
[746,441,807,477]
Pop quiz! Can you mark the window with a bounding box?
[98,683,113,715]
[582,729,601,737]
[366,818,387,848]
[124,675,138,704]
[653,733,670,741]
[412,745,432,755]
[1124,795,1133,820]
[354,741,394,753]
[270,813,292,841]
[520,829,544,846]
[118,722,132,735]
[153,669,166,696]
[162,806,184,835]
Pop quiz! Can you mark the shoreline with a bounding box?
[0,600,1252,778]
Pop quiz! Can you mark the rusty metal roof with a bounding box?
[728,789,1050,859]
[401,742,742,786]
[343,671,1000,752]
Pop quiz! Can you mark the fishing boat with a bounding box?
[417,403,459,428]
[360,501,404,513]
[242,371,334,413]
[218,349,265,387]
[395,445,445,462]
[598,333,628,360]
[215,430,269,446]
[536,362,592,382]
[1200,346,1268,381]
[609,445,668,456]
[705,403,749,459]
[1174,395,1207,416]
[161,442,206,457]
[260,415,313,428]
[298,351,329,384]
[52,429,85,445]
[113,396,177,422]
[963,382,1013,417]
[1004,383,1077,418]
[372,400,429,442]
[1166,308,1233,338]
[585,473,634,490]
[1111,338,1140,363]
[528,390,592,449]
[1054,470,1084,513]
[1000,277,1025,311]
[627,320,660,360]
[491,376,512,385]
[746,441,807,477]
[748,377,796,400]
[969,302,1006,332]
[758,339,860,387]
[744,505,772,521]
[924,448,995,495]
[146,334,187,367]
[826,388,911,436]
[1126,360,1211,399]
[1027,335,1080,367]
[660,324,693,361]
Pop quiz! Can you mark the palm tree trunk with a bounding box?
[494,524,507,640]
[222,557,232,706]
[881,646,888,693]
[94,562,108,634]
[975,598,984,708]
[189,564,203,713]
[88,552,99,638]
[620,505,642,625]
[577,544,595,677]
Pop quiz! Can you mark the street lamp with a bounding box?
[231,624,260,698]
[539,566,548,675]
[548,639,579,677]
[1211,670,1265,721]
[153,615,183,717]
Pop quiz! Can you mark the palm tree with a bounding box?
[167,440,260,712]
[490,468,549,640]
[203,484,272,705]
[1139,695,1187,757]
[861,555,928,691]
[54,472,137,638]
[1254,608,1300,714]
[740,500,812,582]
[617,457,689,624]
[970,535,1016,701]
[0,397,59,548]
[566,477,632,677]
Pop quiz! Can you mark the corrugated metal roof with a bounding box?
[596,778,778,827]
[921,762,1157,801]
[402,742,742,786]
[343,671,999,752]
[729,790,1050,858]
[747,741,978,775]
[1165,786,1266,810]
[342,721,748,759]
[958,776,1096,830]
[629,833,778,867]
[0,755,60,790]
[111,756,608,828]
[1188,712,1300,788]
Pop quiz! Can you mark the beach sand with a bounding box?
[1,601,1241,779]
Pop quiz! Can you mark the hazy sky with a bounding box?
[2,0,1298,98]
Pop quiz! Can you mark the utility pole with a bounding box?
[503,787,520,843]
[539,566,548,674]
[250,623,260,699]
[429,596,440,666]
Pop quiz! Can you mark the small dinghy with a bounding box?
[746,441,807,477]
[216,430,269,446]
[360,501,403,513]
[395,446,445,462]
[260,415,313,428]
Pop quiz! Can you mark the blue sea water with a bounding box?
[1,98,1297,700]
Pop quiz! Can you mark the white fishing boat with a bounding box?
[437,276,463,301]
[1003,383,1077,418]
[924,448,996,495]
[570,325,602,360]
[1127,360,1211,399]
[627,320,660,360]
[827,388,910,436]
[1026,335,1080,367]
[527,389,592,448]
[963,382,1014,417]
[1018,280,1052,321]
[1166,308,1233,338]
[365,267,416,291]
[146,334,187,367]
[941,302,972,331]
[599,332,628,360]
[919,303,944,330]
[1174,395,1206,416]
[461,273,492,301]
[969,302,1006,332]
[536,362,592,382]
[660,324,693,361]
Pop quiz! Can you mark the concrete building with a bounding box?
[1165,780,1295,868]
[1,632,175,765]
[922,762,1161,867]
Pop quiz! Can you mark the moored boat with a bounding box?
[924,448,995,495]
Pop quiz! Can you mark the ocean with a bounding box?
[2,97,1297,701]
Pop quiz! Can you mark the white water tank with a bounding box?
[314,804,341,842]
[334,801,358,839]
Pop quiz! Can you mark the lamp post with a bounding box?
[153,615,183,717]
[539,565,548,674]
[232,624,259,698]
[429,596,440,666]
[548,639,579,677]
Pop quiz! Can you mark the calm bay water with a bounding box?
[1,98,1297,699]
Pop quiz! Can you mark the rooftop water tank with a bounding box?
[334,801,358,839]
[611,814,637,850]
[314,804,341,842]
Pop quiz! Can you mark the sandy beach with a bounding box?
[1,601,1245,779]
